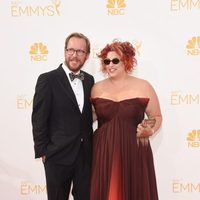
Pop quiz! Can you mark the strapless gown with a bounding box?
[90,97,158,200]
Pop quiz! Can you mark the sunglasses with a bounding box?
[103,58,120,65]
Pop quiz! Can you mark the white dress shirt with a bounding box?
[62,63,84,113]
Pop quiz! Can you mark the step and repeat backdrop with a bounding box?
[0,0,200,199]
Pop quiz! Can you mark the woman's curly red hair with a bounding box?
[97,40,137,73]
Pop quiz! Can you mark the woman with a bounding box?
[90,40,162,200]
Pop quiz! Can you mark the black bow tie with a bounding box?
[69,72,84,81]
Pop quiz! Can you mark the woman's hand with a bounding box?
[136,118,156,146]
[136,118,155,138]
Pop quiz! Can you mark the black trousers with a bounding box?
[44,146,91,200]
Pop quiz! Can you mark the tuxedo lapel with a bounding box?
[56,65,80,110]
[81,71,90,114]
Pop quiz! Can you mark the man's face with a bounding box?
[65,37,89,72]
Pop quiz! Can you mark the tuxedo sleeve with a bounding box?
[31,73,51,158]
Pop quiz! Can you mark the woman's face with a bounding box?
[104,51,126,78]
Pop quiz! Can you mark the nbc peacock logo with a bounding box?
[29,43,49,61]
[106,0,126,15]
[187,129,200,148]
[186,36,200,56]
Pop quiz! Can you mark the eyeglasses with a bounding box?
[103,58,120,65]
[66,48,86,56]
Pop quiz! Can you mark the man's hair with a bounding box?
[64,32,91,54]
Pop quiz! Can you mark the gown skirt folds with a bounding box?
[90,97,158,200]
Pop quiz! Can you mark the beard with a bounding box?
[65,57,86,72]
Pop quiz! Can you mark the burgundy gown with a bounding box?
[90,97,158,200]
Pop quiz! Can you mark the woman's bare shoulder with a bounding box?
[130,76,151,86]
[129,76,155,95]
[91,79,108,97]
[92,79,108,89]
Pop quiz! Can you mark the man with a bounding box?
[32,32,94,200]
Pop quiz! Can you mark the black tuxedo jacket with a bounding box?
[32,64,94,165]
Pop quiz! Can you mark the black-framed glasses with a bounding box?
[103,58,120,65]
[66,48,86,56]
